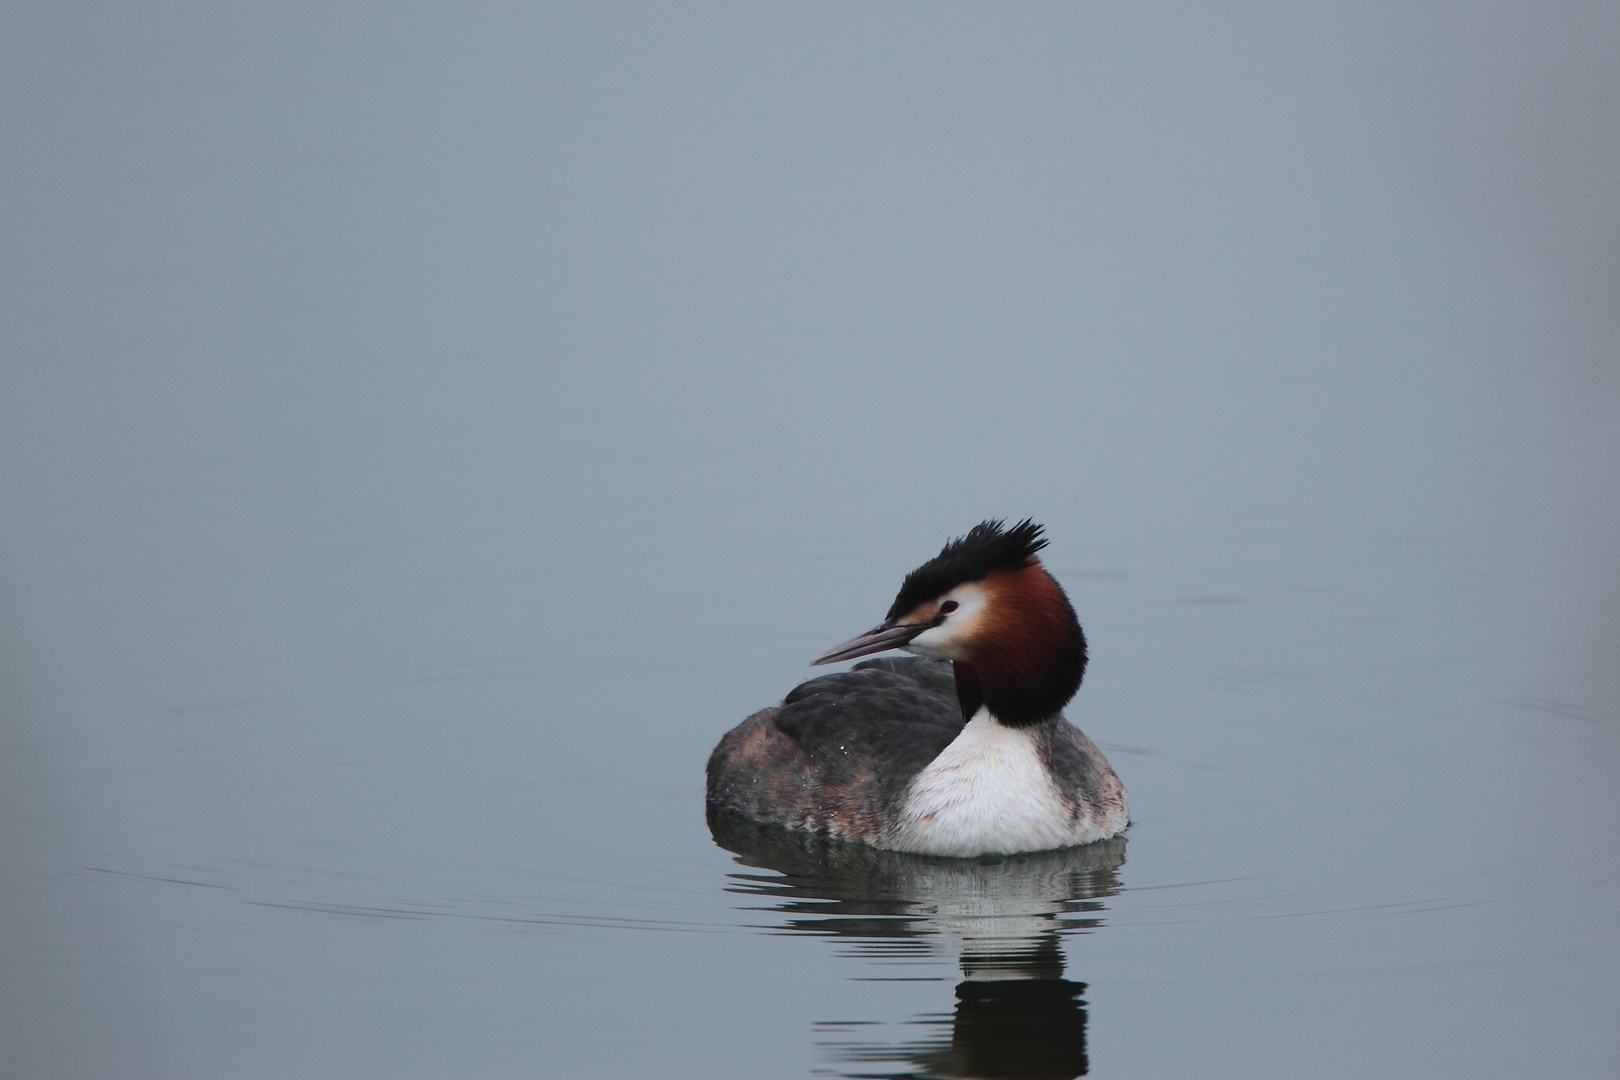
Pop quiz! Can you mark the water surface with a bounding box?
[3,4,1617,1077]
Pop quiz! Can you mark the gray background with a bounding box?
[4,3,1617,1077]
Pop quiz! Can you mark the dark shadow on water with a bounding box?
[708,807,1126,1079]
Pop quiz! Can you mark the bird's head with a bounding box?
[811,520,1087,726]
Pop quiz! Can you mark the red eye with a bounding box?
[939,600,959,615]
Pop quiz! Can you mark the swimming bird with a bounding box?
[706,520,1127,857]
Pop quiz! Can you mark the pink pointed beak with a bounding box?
[810,621,929,666]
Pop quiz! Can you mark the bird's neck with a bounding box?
[952,661,987,724]
[948,562,1087,728]
[951,625,1086,729]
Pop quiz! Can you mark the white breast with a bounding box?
[896,709,1091,856]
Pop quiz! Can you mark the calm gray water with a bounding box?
[4,4,1618,1077]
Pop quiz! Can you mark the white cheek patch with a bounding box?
[901,628,949,659]
[899,584,986,661]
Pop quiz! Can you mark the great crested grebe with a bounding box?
[706,520,1128,857]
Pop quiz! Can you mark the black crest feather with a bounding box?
[885,519,1049,622]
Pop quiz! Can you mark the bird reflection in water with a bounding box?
[708,807,1125,1079]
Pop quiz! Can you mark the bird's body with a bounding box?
[706,521,1128,857]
